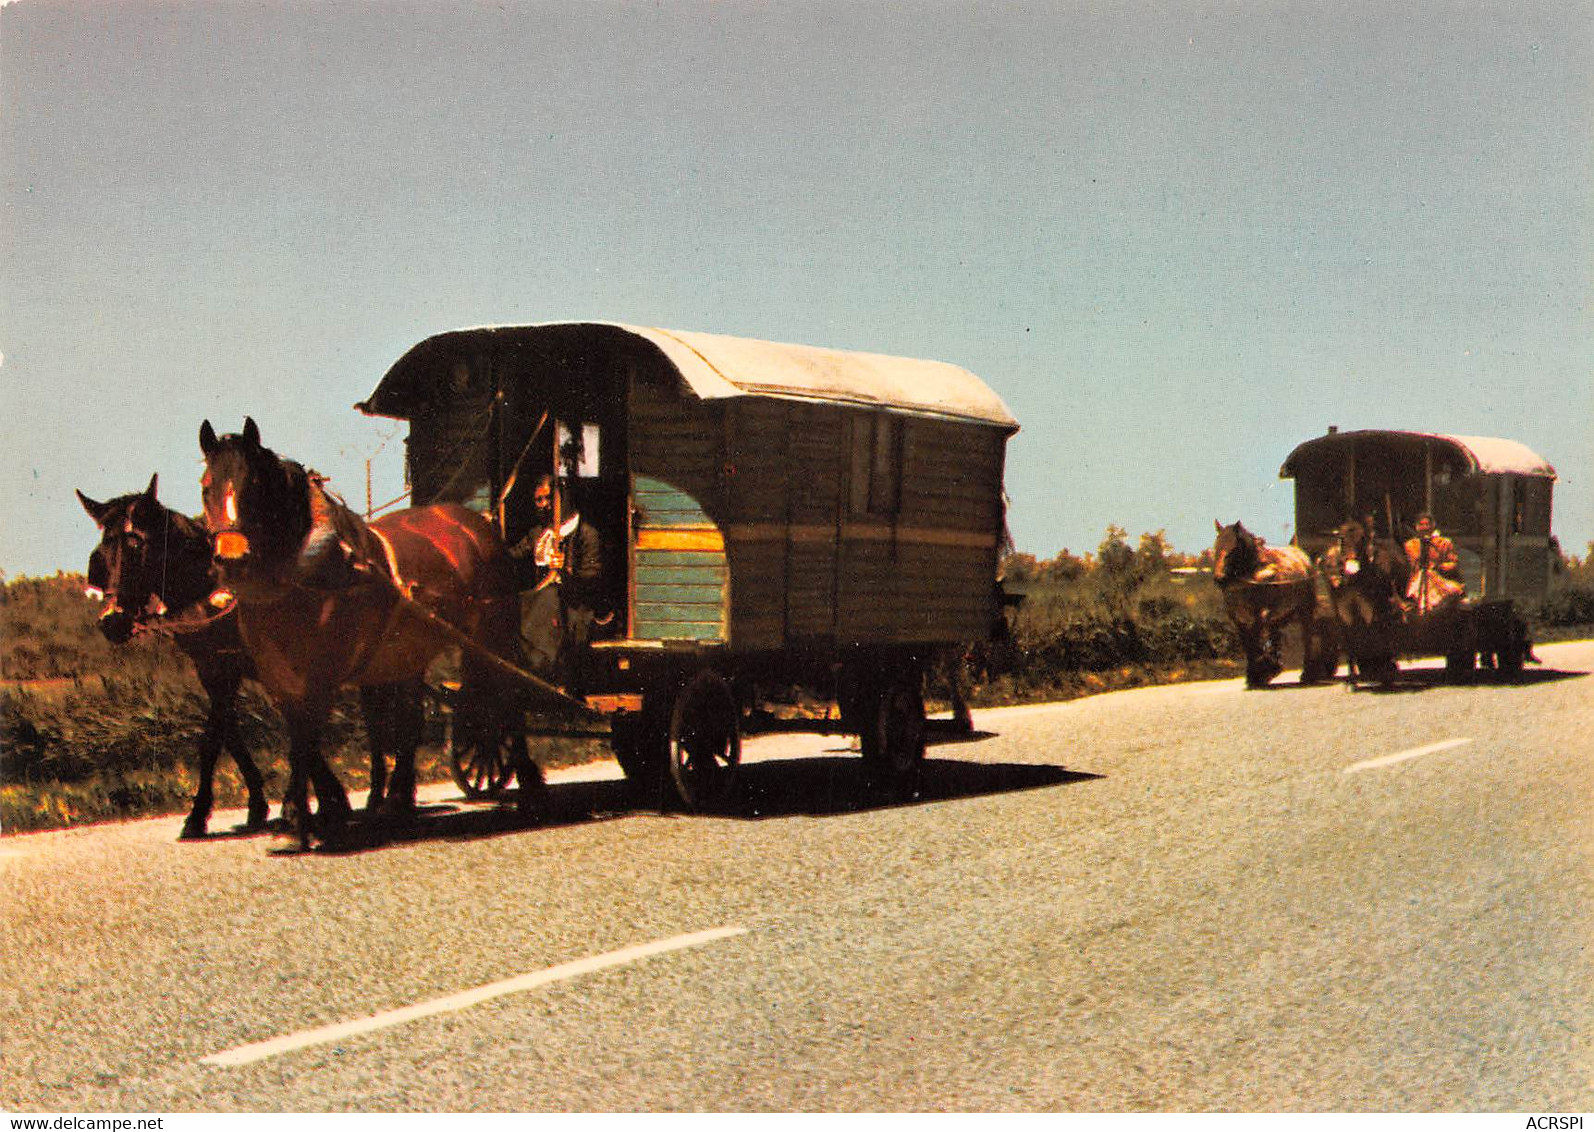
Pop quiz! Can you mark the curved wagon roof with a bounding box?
[360,321,1018,432]
[1280,429,1557,481]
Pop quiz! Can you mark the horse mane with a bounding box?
[217,433,316,565]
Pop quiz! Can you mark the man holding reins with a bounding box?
[508,474,605,685]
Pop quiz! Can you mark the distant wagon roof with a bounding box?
[1279,429,1557,481]
[359,322,1019,431]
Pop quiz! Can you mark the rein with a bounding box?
[128,594,240,640]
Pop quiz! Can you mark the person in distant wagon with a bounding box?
[508,474,605,683]
[1404,512,1465,614]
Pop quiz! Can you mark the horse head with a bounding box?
[76,474,186,643]
[1326,517,1410,612]
[199,417,313,592]
[1212,520,1260,587]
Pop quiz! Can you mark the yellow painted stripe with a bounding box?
[635,527,726,552]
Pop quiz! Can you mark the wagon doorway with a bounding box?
[493,340,631,637]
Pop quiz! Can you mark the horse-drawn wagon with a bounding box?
[1280,428,1558,681]
[357,322,1018,808]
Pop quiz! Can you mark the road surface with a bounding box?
[3,641,1591,1111]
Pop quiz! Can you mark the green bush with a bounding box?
[0,570,603,833]
[1536,585,1594,630]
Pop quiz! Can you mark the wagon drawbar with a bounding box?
[359,322,1019,808]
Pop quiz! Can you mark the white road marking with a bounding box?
[200,925,748,1067]
[1344,738,1473,774]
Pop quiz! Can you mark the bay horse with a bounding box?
[1212,520,1337,687]
[76,474,272,838]
[1321,517,1411,687]
[198,417,539,848]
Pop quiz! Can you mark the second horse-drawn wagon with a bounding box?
[357,321,1018,808]
[1280,427,1559,681]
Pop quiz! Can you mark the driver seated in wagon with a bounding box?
[507,474,607,687]
[1404,512,1465,615]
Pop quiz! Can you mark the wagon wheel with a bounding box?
[862,675,926,793]
[444,707,517,799]
[668,671,741,811]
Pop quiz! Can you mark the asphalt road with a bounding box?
[4,641,1592,1112]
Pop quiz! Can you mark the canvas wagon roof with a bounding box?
[1279,429,1557,480]
[359,322,1018,431]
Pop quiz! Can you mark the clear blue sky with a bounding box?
[3,0,1589,578]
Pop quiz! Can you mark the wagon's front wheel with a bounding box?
[444,708,517,799]
[669,671,741,812]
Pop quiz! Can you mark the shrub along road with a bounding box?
[3,641,1591,1111]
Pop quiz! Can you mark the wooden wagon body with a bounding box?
[358,321,1017,802]
[1280,428,1558,675]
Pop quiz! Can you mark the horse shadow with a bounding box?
[1346,663,1587,695]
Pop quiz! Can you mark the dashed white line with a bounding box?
[200,925,748,1067]
[1344,738,1473,775]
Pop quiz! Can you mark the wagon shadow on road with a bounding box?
[727,755,1099,820]
[296,728,1097,853]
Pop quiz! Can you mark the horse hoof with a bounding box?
[179,820,208,841]
[378,790,416,814]
[243,807,270,831]
[516,790,547,824]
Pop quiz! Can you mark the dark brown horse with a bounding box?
[1321,517,1411,687]
[1212,520,1337,687]
[76,475,272,838]
[198,417,540,849]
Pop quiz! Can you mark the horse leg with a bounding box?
[224,708,272,831]
[948,655,973,733]
[359,685,390,812]
[283,701,351,849]
[511,731,546,820]
[1240,622,1270,688]
[377,680,423,819]
[1299,611,1332,684]
[483,686,544,820]
[182,692,227,840]
[200,666,270,832]
[279,728,313,851]
[1258,616,1284,683]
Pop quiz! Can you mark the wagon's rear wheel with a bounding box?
[668,671,741,811]
[862,674,926,795]
[444,708,517,799]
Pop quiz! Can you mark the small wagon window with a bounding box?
[851,414,901,517]
[557,421,602,479]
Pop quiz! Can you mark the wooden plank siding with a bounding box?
[830,414,1005,645]
[781,403,844,643]
[407,393,493,507]
[623,367,1006,651]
